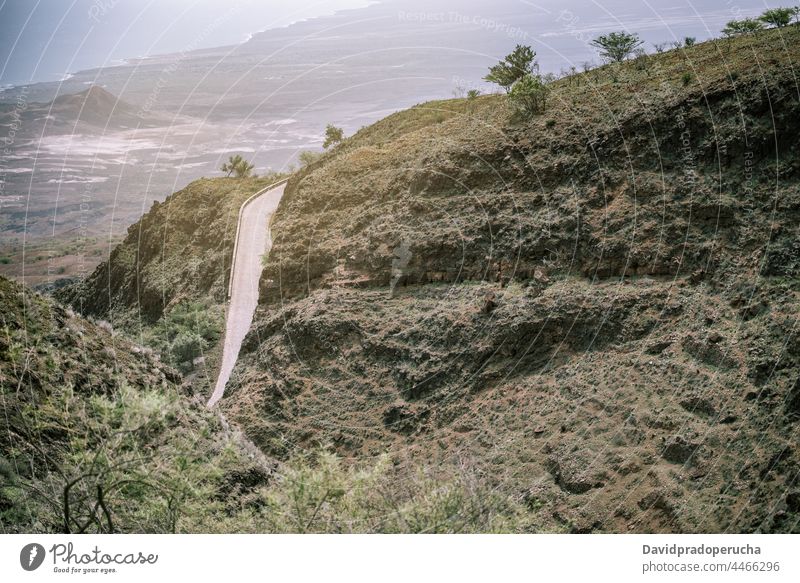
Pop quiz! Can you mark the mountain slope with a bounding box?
[222,28,800,533]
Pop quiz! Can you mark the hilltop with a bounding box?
[0,85,168,134]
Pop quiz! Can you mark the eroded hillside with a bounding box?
[5,276,506,533]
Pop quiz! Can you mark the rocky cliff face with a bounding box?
[223,28,800,533]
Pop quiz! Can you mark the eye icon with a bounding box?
[20,543,46,571]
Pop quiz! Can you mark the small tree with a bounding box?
[323,124,344,149]
[466,89,481,100]
[721,18,764,36]
[508,74,548,117]
[590,31,643,62]
[221,154,254,178]
[233,158,254,178]
[684,36,696,47]
[221,154,243,177]
[484,45,537,92]
[759,7,794,28]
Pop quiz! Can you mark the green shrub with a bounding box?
[484,45,537,92]
[722,18,764,36]
[508,74,548,116]
[143,301,223,371]
[221,154,255,178]
[258,450,525,533]
[298,150,323,168]
[591,31,643,62]
[759,7,794,28]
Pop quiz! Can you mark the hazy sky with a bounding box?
[0,0,785,87]
[0,0,373,86]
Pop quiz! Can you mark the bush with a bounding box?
[682,72,694,86]
[508,74,548,116]
[143,301,223,371]
[298,150,323,168]
[259,450,525,533]
[466,89,481,100]
[221,154,255,178]
[633,48,648,70]
[722,18,764,36]
[759,7,794,28]
[684,36,696,47]
[484,45,537,92]
[590,31,643,62]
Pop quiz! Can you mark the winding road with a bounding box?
[207,180,286,408]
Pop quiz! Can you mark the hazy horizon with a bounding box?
[1,0,787,89]
[0,0,374,87]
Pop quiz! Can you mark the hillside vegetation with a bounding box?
[220,27,800,533]
[2,276,519,533]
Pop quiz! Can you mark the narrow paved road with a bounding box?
[207,182,286,407]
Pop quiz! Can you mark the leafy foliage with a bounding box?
[590,31,643,62]
[322,124,344,149]
[221,154,255,178]
[142,301,223,372]
[508,73,548,116]
[722,18,765,36]
[258,450,526,533]
[298,150,323,168]
[759,7,795,28]
[1,278,529,533]
[484,45,537,92]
